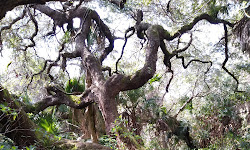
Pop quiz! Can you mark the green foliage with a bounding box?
[0,145,18,150]
[25,145,36,150]
[0,134,15,150]
[236,63,250,74]
[35,127,59,149]
[57,104,69,113]
[0,0,249,149]
[99,135,117,149]
[204,131,250,149]
[0,104,18,121]
[143,98,171,121]
[141,0,152,6]
[192,85,250,149]
[0,134,36,150]
[143,98,160,119]
[87,27,97,47]
[19,91,32,104]
[201,90,249,119]
[35,113,59,135]
[64,77,85,93]
[62,31,71,43]
[119,86,146,105]
[191,0,230,17]
[127,0,152,7]
[110,116,144,149]
[148,74,161,84]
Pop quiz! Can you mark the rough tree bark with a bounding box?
[3,1,234,134]
[0,85,111,149]
[84,70,98,143]
[0,0,127,20]
[0,0,239,149]
[0,0,65,20]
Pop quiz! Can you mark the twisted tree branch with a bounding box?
[115,27,135,73]
[167,14,234,40]
[222,23,240,92]
[25,86,94,113]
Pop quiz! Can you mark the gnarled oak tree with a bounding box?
[0,0,249,149]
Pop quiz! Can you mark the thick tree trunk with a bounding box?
[98,92,119,133]
[85,70,98,143]
[86,104,98,142]
[71,108,92,138]
[0,85,111,149]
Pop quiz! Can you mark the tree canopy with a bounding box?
[0,0,249,149]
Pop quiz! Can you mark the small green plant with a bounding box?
[0,104,18,121]
[99,135,117,149]
[65,77,85,93]
[110,116,144,149]
[34,113,59,135]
